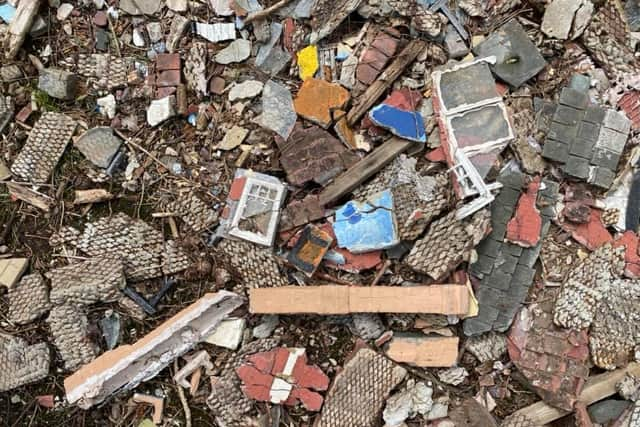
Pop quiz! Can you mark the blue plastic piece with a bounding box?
[332,190,398,254]
[369,104,427,143]
[0,3,16,23]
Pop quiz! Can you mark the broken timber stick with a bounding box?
[319,137,412,206]
[346,39,427,126]
[5,0,41,59]
[74,189,113,205]
[513,362,640,426]
[6,182,54,212]
[386,336,459,367]
[249,285,469,315]
[243,0,292,24]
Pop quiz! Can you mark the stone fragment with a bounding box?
[255,22,291,76]
[219,126,249,151]
[56,3,73,21]
[508,288,590,410]
[350,314,385,340]
[216,239,288,288]
[333,190,399,253]
[119,0,162,15]
[65,291,244,408]
[206,318,246,350]
[166,0,187,11]
[38,68,78,100]
[184,42,208,95]
[0,335,50,392]
[49,213,189,282]
[147,95,176,126]
[99,311,121,350]
[11,112,77,184]
[315,346,407,427]
[473,19,546,88]
[297,45,318,81]
[287,224,332,277]
[253,315,279,339]
[167,193,218,232]
[449,398,499,427]
[505,176,542,247]
[541,0,587,39]
[167,15,190,53]
[228,80,263,101]
[310,0,363,44]
[194,22,236,43]
[97,94,116,119]
[588,399,631,424]
[0,258,28,288]
[369,104,426,143]
[406,208,490,281]
[215,39,251,64]
[254,80,297,140]
[383,379,433,427]
[7,273,50,325]
[211,0,234,15]
[279,125,357,187]
[236,347,329,411]
[75,127,123,169]
[444,25,469,59]
[294,78,349,128]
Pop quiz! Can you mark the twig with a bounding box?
[173,360,192,427]
[243,0,292,24]
[107,14,122,58]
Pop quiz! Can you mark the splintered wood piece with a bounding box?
[74,189,113,204]
[0,258,29,288]
[132,393,164,425]
[5,0,40,59]
[512,362,640,425]
[249,285,469,315]
[385,336,459,367]
[318,137,412,206]
[6,182,54,212]
[346,39,427,126]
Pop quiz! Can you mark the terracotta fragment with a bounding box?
[505,176,542,247]
[294,79,350,128]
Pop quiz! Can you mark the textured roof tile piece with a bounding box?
[7,273,50,325]
[406,207,491,280]
[47,258,125,306]
[508,288,590,410]
[47,304,96,371]
[0,335,50,392]
[0,95,13,134]
[10,112,77,183]
[167,193,218,232]
[315,347,407,427]
[217,239,288,288]
[69,54,133,89]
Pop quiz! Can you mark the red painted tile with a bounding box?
[613,231,640,279]
[426,147,446,163]
[157,70,181,87]
[289,387,324,411]
[559,209,613,251]
[228,176,247,200]
[156,53,181,71]
[506,176,542,247]
[382,89,422,112]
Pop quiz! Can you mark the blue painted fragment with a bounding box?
[0,3,16,23]
[332,190,399,253]
[369,104,427,143]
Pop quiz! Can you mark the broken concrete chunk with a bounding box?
[383,379,433,427]
[473,20,547,88]
[236,347,329,411]
[7,273,50,325]
[147,95,176,127]
[541,0,593,40]
[74,127,123,169]
[10,112,77,184]
[38,68,78,100]
[215,39,251,64]
[385,335,458,367]
[64,291,244,408]
[0,258,28,288]
[438,367,469,385]
[206,318,246,350]
[255,22,291,76]
[315,346,406,427]
[249,285,470,315]
[253,80,297,140]
[0,335,50,392]
[294,78,350,128]
[333,190,399,253]
[194,22,236,43]
[228,80,263,101]
[444,25,469,59]
[508,288,590,410]
[119,0,162,15]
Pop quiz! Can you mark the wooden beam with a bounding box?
[249,285,470,315]
[318,137,412,206]
[513,362,640,425]
[346,39,427,126]
[386,336,459,367]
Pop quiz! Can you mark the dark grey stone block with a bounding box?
[491,204,515,225]
[589,166,615,189]
[592,147,621,170]
[540,179,560,197]
[569,74,591,92]
[463,317,494,336]
[548,121,578,143]
[476,237,502,258]
[497,169,525,190]
[513,264,536,285]
[554,105,583,126]
[583,105,607,124]
[471,254,496,276]
[577,121,600,143]
[559,87,589,109]
[597,127,628,154]
[504,243,524,257]
[488,269,512,290]
[495,187,521,207]
[491,220,507,240]
[518,245,542,268]
[603,109,631,134]
[495,253,519,274]
[542,139,569,163]
[563,156,590,179]
[569,137,596,159]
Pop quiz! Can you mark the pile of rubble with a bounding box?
[3,0,640,425]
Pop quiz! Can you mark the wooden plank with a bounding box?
[0,258,28,288]
[514,362,640,426]
[6,182,54,212]
[5,0,41,59]
[386,335,459,367]
[249,285,470,315]
[346,39,427,126]
[74,189,113,204]
[318,137,412,206]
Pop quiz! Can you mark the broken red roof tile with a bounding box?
[508,288,590,411]
[506,176,542,247]
[613,231,640,279]
[382,89,423,111]
[559,208,613,251]
[294,79,350,128]
[228,176,247,201]
[236,347,329,411]
[426,147,446,163]
[618,91,640,130]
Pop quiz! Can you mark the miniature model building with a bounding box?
[541,86,631,188]
[10,112,77,183]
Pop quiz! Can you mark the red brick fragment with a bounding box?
[155,86,176,99]
[156,54,181,71]
[426,147,446,163]
[93,11,107,27]
[228,176,246,201]
[209,76,225,95]
[505,176,542,247]
[283,18,295,54]
[613,231,640,279]
[156,70,181,87]
[559,209,613,251]
[36,395,55,408]
[356,28,400,86]
[618,90,640,130]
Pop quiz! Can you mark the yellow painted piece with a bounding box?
[297,45,319,81]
